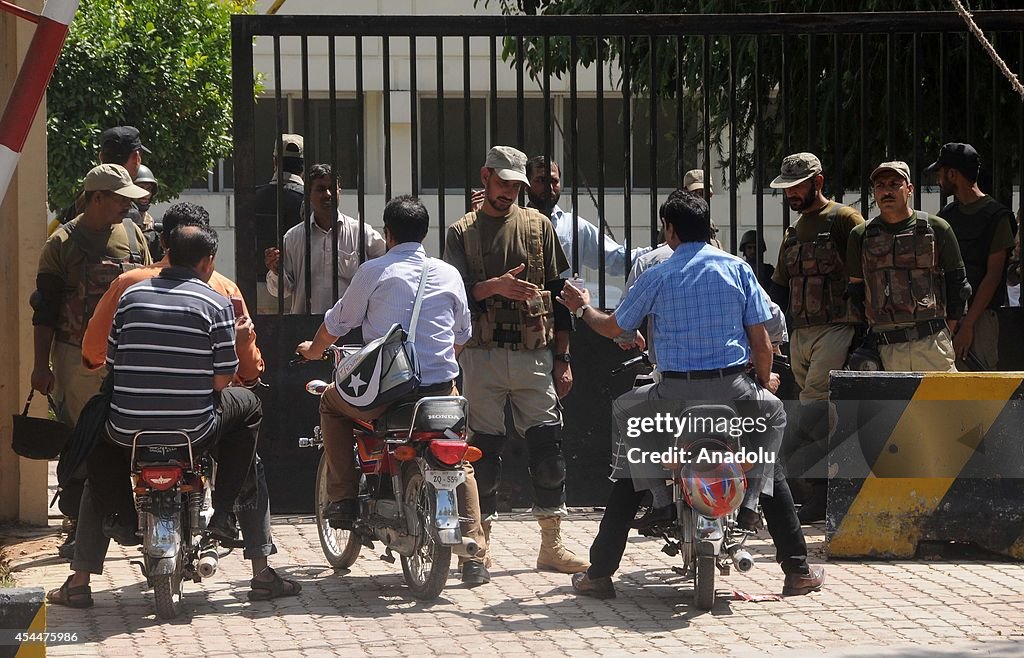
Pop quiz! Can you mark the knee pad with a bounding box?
[525,425,565,490]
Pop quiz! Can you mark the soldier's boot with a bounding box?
[536,516,589,574]
[481,519,493,569]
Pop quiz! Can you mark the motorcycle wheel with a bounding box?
[399,462,451,600]
[315,451,362,569]
[151,529,186,619]
[694,554,716,611]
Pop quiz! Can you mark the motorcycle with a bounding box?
[126,431,221,619]
[296,345,481,600]
[613,352,756,611]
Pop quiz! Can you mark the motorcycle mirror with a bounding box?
[305,380,330,396]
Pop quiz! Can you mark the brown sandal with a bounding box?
[46,575,94,609]
[248,567,301,601]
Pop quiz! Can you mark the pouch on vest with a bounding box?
[58,218,145,346]
[463,209,556,350]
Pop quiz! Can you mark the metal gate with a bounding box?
[230,11,1024,512]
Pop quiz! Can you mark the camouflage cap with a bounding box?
[484,145,529,184]
[769,152,822,189]
[682,168,714,193]
[869,160,912,184]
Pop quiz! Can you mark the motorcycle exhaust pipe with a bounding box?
[197,546,219,578]
[731,549,754,573]
[452,537,479,558]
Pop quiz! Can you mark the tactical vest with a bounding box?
[56,218,146,346]
[462,210,555,351]
[782,202,862,328]
[940,197,1014,309]
[861,211,946,326]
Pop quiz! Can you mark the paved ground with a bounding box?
[5,504,1024,657]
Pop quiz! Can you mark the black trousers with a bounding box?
[88,388,261,518]
[588,463,809,580]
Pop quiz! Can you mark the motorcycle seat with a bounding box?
[374,398,466,434]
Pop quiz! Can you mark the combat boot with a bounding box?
[536,516,589,573]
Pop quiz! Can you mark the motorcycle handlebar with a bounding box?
[611,351,651,375]
[289,348,333,367]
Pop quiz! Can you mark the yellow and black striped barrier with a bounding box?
[0,587,45,658]
[826,371,1024,559]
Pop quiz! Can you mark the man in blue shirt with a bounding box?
[557,193,824,599]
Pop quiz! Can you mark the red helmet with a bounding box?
[680,444,747,518]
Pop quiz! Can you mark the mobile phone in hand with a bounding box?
[230,296,245,317]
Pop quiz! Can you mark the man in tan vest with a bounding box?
[444,146,588,574]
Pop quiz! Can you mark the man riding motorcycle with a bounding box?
[557,192,825,599]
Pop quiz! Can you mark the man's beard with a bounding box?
[527,189,559,215]
[789,185,817,212]
[938,177,955,196]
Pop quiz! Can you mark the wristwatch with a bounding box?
[554,353,572,363]
[574,304,591,319]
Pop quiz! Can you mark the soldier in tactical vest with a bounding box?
[925,143,1015,371]
[444,146,589,575]
[847,161,969,372]
[58,126,150,226]
[32,165,152,559]
[768,152,865,523]
[254,134,305,289]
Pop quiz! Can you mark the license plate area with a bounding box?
[424,469,465,490]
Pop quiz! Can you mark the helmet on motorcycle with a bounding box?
[847,343,883,371]
[680,443,747,518]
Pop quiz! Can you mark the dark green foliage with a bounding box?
[480,1,1023,206]
[46,0,255,210]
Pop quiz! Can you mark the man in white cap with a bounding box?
[847,161,968,372]
[444,146,589,575]
[682,168,723,249]
[31,164,152,425]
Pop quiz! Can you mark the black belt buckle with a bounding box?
[904,325,921,342]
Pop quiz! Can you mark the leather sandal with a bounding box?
[46,575,94,609]
[248,567,302,601]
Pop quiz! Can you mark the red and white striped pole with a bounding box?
[0,0,78,207]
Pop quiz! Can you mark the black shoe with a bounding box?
[102,514,141,546]
[797,499,826,524]
[630,504,677,529]
[736,507,762,533]
[461,561,490,587]
[207,509,240,542]
[57,538,76,561]
[324,499,358,530]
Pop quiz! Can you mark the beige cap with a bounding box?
[770,152,822,189]
[274,134,304,158]
[870,160,912,183]
[83,164,149,199]
[484,145,529,184]
[683,169,713,193]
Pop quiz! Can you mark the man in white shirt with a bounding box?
[526,156,651,280]
[295,195,489,585]
[265,164,386,314]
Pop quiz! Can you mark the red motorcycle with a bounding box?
[297,345,481,600]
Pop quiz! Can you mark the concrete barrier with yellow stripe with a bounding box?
[0,587,45,658]
[826,372,1024,559]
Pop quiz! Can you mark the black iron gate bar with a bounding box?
[231,11,1024,312]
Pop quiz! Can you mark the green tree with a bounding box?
[480,1,1023,206]
[46,0,255,211]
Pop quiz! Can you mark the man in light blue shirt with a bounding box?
[558,193,823,600]
[526,156,652,279]
[296,195,490,585]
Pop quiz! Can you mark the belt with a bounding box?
[417,379,456,395]
[661,364,748,380]
[872,318,947,346]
